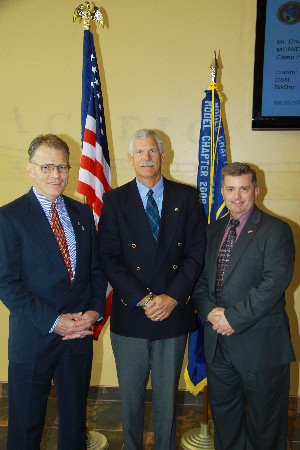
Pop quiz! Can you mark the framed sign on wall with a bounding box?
[252,0,300,130]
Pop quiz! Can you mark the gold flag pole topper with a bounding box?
[73,2,104,29]
[210,50,218,84]
[181,55,217,450]
[73,8,108,450]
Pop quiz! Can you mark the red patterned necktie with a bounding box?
[50,202,73,283]
[215,219,240,305]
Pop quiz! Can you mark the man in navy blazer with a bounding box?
[193,162,295,450]
[99,129,207,450]
[0,134,107,450]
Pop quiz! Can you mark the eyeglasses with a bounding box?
[31,162,71,173]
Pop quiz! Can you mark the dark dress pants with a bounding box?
[111,332,187,450]
[207,336,290,450]
[7,339,93,450]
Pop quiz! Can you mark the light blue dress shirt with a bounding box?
[135,176,164,216]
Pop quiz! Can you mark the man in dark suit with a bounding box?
[99,129,206,450]
[193,162,295,450]
[0,134,107,450]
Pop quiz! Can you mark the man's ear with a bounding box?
[27,162,34,178]
[127,152,133,167]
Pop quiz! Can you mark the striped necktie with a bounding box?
[50,202,73,282]
[145,189,160,243]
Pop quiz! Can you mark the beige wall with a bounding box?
[0,0,299,393]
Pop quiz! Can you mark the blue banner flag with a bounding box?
[184,83,228,395]
[197,85,228,223]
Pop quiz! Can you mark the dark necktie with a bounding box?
[215,218,240,305]
[145,189,160,242]
[50,203,73,282]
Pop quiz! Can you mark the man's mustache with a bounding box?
[139,161,155,167]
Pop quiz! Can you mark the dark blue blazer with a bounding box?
[0,188,107,363]
[99,178,207,340]
[193,205,295,370]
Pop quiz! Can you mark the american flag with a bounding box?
[77,29,112,340]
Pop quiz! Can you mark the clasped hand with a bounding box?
[141,294,178,322]
[54,310,100,340]
[207,307,235,336]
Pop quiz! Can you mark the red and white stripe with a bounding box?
[77,115,112,223]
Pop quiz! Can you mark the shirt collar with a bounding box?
[135,176,164,197]
[229,206,254,227]
[32,186,63,207]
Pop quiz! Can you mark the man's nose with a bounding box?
[51,166,61,176]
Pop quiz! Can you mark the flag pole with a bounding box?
[181,54,220,450]
[73,4,109,450]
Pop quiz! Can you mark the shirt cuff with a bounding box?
[49,315,60,333]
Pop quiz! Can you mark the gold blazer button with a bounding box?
[136,266,141,271]
[131,243,137,248]
[172,264,178,270]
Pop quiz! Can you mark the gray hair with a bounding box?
[222,162,257,187]
[128,129,163,155]
[28,134,70,162]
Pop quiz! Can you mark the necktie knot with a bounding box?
[230,218,240,228]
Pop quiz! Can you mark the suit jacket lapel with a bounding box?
[63,196,82,285]
[223,206,261,283]
[26,190,69,278]
[209,216,229,287]
[123,180,156,258]
[150,179,183,278]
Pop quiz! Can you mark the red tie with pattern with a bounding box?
[50,202,73,283]
[215,219,240,305]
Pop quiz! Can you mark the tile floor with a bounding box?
[0,385,299,449]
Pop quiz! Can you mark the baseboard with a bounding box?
[0,382,201,405]
[0,382,298,410]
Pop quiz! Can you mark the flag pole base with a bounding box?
[181,422,214,450]
[87,431,109,449]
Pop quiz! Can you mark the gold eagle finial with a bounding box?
[73,2,104,30]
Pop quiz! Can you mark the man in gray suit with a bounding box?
[193,162,295,450]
